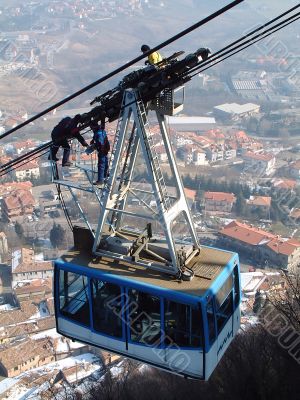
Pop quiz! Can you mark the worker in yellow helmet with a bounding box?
[141,44,163,65]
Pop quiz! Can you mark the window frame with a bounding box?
[127,287,162,347]
[90,277,124,339]
[163,298,204,349]
[58,269,90,327]
[205,295,216,346]
[215,289,233,334]
[233,264,240,309]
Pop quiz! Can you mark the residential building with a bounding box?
[224,145,237,160]
[204,145,224,163]
[154,145,168,162]
[39,198,60,217]
[14,283,52,301]
[243,151,275,175]
[0,181,33,215]
[11,248,53,285]
[247,196,271,218]
[219,220,300,271]
[2,189,35,221]
[0,338,55,377]
[0,316,55,345]
[0,181,33,196]
[271,178,297,191]
[13,140,37,155]
[193,149,207,165]
[290,208,300,223]
[12,260,53,285]
[0,299,51,345]
[14,161,40,181]
[204,191,236,214]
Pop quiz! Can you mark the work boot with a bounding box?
[93,181,104,188]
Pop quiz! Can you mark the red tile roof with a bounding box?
[15,284,52,296]
[15,161,39,172]
[184,188,197,201]
[0,338,53,370]
[13,140,36,150]
[247,196,271,207]
[291,160,300,170]
[220,220,275,245]
[220,220,300,256]
[204,191,236,203]
[0,181,32,196]
[272,178,296,190]
[265,238,300,256]
[13,261,53,274]
[154,145,167,155]
[244,151,274,161]
[3,189,35,211]
[290,208,300,219]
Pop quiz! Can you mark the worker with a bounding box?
[49,114,88,167]
[141,44,162,65]
[90,122,110,187]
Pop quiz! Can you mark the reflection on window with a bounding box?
[216,292,233,333]
[91,279,122,338]
[129,289,161,345]
[233,265,240,308]
[164,300,203,348]
[216,275,233,309]
[206,297,216,344]
[59,270,90,326]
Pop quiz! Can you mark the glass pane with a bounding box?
[216,275,233,308]
[216,292,233,333]
[91,279,122,338]
[129,289,161,345]
[206,297,216,344]
[164,300,203,348]
[233,265,240,308]
[59,270,90,326]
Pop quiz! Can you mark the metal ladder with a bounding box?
[110,122,143,230]
[136,94,171,211]
[108,93,126,172]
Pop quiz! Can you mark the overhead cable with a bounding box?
[187,6,300,77]
[0,0,244,140]
[1,4,299,177]
[192,13,300,79]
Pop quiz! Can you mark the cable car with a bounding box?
[54,245,240,380]
[52,88,241,380]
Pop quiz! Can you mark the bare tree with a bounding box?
[266,270,300,331]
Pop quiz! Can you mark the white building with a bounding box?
[11,248,53,286]
[213,103,260,120]
[193,149,207,166]
[0,232,8,262]
[165,116,216,132]
[243,151,275,176]
[15,161,40,181]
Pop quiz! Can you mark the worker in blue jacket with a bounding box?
[90,122,110,187]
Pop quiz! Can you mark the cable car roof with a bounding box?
[57,246,236,298]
